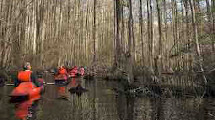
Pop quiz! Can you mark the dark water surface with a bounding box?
[0,78,215,120]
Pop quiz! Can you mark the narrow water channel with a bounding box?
[0,78,215,120]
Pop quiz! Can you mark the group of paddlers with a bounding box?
[7,62,86,120]
[54,65,85,80]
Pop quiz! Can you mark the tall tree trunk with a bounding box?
[139,0,144,66]
[171,0,176,69]
[205,0,211,22]
[113,0,122,69]
[147,0,151,68]
[189,0,201,60]
[183,0,192,70]
[93,0,97,72]
[156,0,162,56]
[150,0,154,69]
[163,0,167,43]
[156,0,162,75]
[128,0,134,84]
[121,2,125,54]
[180,0,185,70]
[113,0,116,69]
[189,0,207,95]
[210,0,215,51]
[163,0,168,68]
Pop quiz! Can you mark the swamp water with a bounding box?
[0,77,215,120]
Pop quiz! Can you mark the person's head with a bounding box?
[59,65,64,69]
[23,62,31,70]
[84,66,87,70]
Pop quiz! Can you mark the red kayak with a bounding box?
[9,77,44,120]
[9,82,43,103]
[54,74,68,81]
[10,82,43,120]
[54,74,69,86]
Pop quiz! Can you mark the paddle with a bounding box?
[5,82,55,86]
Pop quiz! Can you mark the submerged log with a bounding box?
[113,86,161,98]
[68,84,88,96]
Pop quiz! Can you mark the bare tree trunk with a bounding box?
[93,0,97,72]
[113,0,116,69]
[205,0,211,22]
[85,1,89,65]
[147,0,151,68]
[150,0,154,69]
[171,0,176,69]
[213,0,215,51]
[209,0,215,51]
[163,0,168,69]
[156,0,162,56]
[189,0,207,96]
[155,0,162,75]
[127,0,134,84]
[189,0,202,62]
[180,0,185,70]
[139,0,144,66]
[183,0,192,71]
[163,0,167,43]
[113,0,122,69]
[121,2,125,54]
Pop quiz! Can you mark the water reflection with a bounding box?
[56,86,67,99]
[116,96,215,120]
[14,99,40,120]
[1,78,215,120]
[68,78,88,97]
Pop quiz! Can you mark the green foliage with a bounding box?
[121,0,129,7]
[170,33,214,58]
[212,4,215,13]
[170,42,193,57]
[198,34,214,45]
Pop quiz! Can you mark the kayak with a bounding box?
[54,74,68,80]
[9,78,44,120]
[9,82,43,103]
[54,74,69,86]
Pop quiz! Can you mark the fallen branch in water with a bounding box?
[208,113,215,118]
[196,68,215,74]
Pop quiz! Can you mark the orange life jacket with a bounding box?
[58,68,67,74]
[17,70,32,82]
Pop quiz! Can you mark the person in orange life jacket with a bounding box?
[14,62,40,87]
[57,66,68,76]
